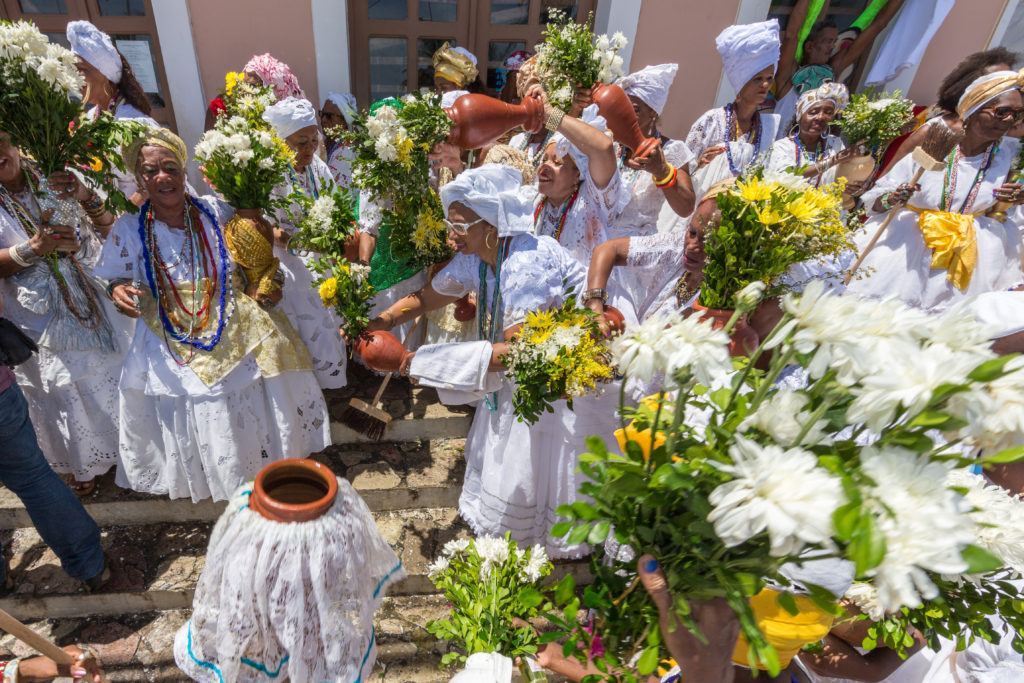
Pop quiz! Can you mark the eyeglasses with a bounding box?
[980,106,1024,123]
[443,217,485,235]
[319,110,344,121]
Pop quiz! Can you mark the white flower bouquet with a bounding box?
[837,90,915,150]
[548,283,1024,679]
[0,20,146,214]
[535,9,627,110]
[426,533,555,672]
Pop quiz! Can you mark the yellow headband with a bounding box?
[122,127,188,173]
[432,42,477,88]
[957,68,1024,119]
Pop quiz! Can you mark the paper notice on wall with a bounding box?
[115,39,159,93]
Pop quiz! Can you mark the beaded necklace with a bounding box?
[792,134,824,164]
[138,197,233,360]
[941,142,1000,214]
[478,235,512,411]
[533,188,579,243]
[517,131,552,168]
[0,177,102,329]
[288,163,321,201]
[723,102,762,176]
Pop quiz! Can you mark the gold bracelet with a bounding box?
[544,108,565,133]
[652,163,676,186]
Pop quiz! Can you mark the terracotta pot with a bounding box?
[602,305,626,336]
[590,82,660,159]
[250,458,338,523]
[354,330,409,373]
[445,93,545,149]
[692,302,759,357]
[453,294,476,322]
[343,228,361,262]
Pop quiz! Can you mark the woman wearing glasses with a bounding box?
[846,70,1024,312]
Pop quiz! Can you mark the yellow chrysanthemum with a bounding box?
[412,211,446,250]
[736,177,773,202]
[225,71,243,96]
[89,157,103,172]
[615,423,666,462]
[757,207,786,225]
[318,277,338,305]
[785,197,822,223]
[396,135,415,169]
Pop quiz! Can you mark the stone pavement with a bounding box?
[0,366,583,682]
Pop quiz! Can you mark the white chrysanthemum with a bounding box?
[707,435,845,556]
[232,148,254,165]
[613,312,732,388]
[308,195,336,231]
[351,263,371,285]
[735,280,767,309]
[844,582,884,621]
[522,544,550,583]
[739,389,831,447]
[763,169,811,193]
[442,538,470,557]
[427,555,450,579]
[867,98,898,111]
[257,157,275,170]
[611,31,628,50]
[476,535,511,579]
[594,34,610,52]
[950,357,1024,453]
[947,469,1024,576]
[375,136,398,162]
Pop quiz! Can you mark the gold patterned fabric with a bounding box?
[140,273,312,387]
[433,42,477,88]
[906,205,980,292]
[957,68,1024,119]
[223,214,281,297]
[122,127,188,173]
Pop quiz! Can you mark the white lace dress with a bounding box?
[269,156,348,389]
[0,184,126,480]
[610,140,696,239]
[326,140,356,189]
[533,169,630,267]
[430,234,622,558]
[94,196,331,502]
[174,479,405,683]
[763,134,845,186]
[845,143,1024,313]
[685,107,780,201]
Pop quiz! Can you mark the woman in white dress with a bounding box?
[0,133,124,493]
[846,70,1024,313]
[264,97,348,389]
[95,129,330,502]
[320,91,358,189]
[361,164,621,558]
[610,63,696,238]
[686,20,781,201]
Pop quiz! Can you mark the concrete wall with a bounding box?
[185,0,320,106]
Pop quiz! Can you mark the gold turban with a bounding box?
[432,42,477,88]
[122,127,188,174]
[956,68,1024,119]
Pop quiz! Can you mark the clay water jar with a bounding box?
[691,302,759,357]
[453,294,476,322]
[445,93,545,149]
[602,305,626,336]
[835,154,875,184]
[354,330,408,373]
[250,458,338,523]
[590,82,661,159]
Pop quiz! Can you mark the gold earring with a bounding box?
[485,231,497,249]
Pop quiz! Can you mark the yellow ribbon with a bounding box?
[731,588,836,669]
[905,205,980,292]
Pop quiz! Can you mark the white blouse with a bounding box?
[609,139,695,238]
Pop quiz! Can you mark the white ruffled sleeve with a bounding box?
[501,235,586,328]
[93,212,142,281]
[431,253,478,298]
[684,109,723,171]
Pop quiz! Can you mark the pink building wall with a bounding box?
[186,0,320,107]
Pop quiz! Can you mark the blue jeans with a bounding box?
[0,383,104,582]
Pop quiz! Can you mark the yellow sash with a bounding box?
[224,214,281,297]
[731,588,835,669]
[905,205,981,292]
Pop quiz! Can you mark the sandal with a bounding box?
[61,474,96,497]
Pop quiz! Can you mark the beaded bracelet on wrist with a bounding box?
[544,108,565,133]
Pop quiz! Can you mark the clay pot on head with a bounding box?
[354,330,409,373]
[453,294,476,322]
[445,93,545,150]
[602,305,626,336]
[250,458,338,523]
[590,82,661,159]
[691,302,759,357]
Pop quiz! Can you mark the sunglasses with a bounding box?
[443,217,485,235]
[981,106,1024,123]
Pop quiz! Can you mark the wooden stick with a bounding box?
[0,607,75,664]
[370,314,424,406]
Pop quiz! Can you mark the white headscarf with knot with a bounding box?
[551,104,607,180]
[440,89,469,108]
[715,19,780,93]
[440,164,533,236]
[66,20,121,84]
[617,63,678,116]
[795,81,850,119]
[325,92,358,127]
[263,96,318,140]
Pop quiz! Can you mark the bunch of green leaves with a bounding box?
[836,90,914,150]
[398,90,454,149]
[535,10,626,110]
[426,532,555,668]
[1011,140,1024,183]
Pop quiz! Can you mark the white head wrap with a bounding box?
[795,81,850,119]
[957,69,1024,120]
[551,104,607,181]
[617,63,678,116]
[66,20,121,84]
[715,19,780,93]
[440,89,469,108]
[262,96,318,140]
[324,91,358,127]
[440,164,533,237]
[450,46,478,67]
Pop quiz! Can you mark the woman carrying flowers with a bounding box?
[847,70,1024,312]
[95,128,329,502]
[264,96,348,389]
[362,164,622,558]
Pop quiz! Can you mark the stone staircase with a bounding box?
[0,367,585,682]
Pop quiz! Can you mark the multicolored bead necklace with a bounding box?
[723,102,762,176]
[478,235,512,411]
[533,188,579,243]
[941,142,1000,214]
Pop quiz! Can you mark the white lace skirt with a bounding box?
[173,479,405,682]
[14,345,122,480]
[115,369,331,502]
[458,381,622,559]
[274,247,348,389]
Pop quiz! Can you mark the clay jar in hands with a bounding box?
[354,330,410,373]
[590,83,660,159]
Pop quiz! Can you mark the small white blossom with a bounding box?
[734,281,766,309]
[844,582,884,621]
[427,555,450,579]
[442,537,470,557]
[739,389,831,447]
[522,544,550,582]
[476,535,511,579]
[947,469,1024,576]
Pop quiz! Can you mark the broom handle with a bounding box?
[369,315,423,407]
[0,607,75,664]
[843,166,926,285]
